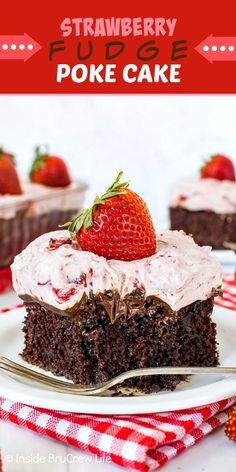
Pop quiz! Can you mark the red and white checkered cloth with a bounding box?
[0,397,235,471]
[0,274,236,471]
[215,273,236,311]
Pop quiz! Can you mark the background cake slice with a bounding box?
[0,146,87,267]
[169,154,236,248]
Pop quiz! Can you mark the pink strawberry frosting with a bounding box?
[0,180,86,219]
[11,229,222,312]
[170,178,236,214]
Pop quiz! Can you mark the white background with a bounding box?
[1,95,236,223]
[1,95,236,471]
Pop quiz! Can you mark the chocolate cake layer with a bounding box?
[0,209,77,267]
[170,206,236,249]
[22,291,218,394]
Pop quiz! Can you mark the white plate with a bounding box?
[0,306,236,414]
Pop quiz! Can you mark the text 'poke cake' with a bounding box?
[12,172,222,394]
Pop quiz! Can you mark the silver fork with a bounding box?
[1,356,236,396]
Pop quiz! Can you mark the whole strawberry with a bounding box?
[62,172,157,261]
[201,154,236,181]
[0,148,22,195]
[30,146,71,187]
[225,410,236,441]
[0,147,15,164]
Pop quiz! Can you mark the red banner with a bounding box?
[0,0,236,93]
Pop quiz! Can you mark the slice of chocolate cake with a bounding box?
[0,146,88,268]
[12,229,222,394]
[0,181,87,267]
[169,155,236,248]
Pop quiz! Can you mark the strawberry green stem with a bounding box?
[61,171,130,236]
[30,145,50,177]
[0,148,15,163]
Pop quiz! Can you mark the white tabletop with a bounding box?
[0,288,236,472]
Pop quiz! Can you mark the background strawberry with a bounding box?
[0,147,15,164]
[0,148,22,195]
[200,154,236,181]
[0,267,12,293]
[225,410,236,441]
[62,172,157,261]
[30,146,71,187]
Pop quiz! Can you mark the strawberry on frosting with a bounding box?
[30,146,71,187]
[200,154,236,181]
[62,172,157,261]
[0,147,22,195]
